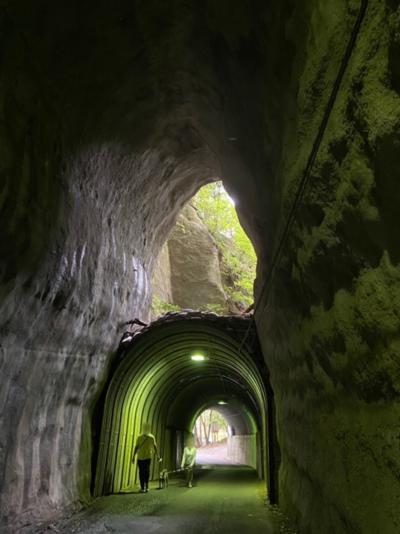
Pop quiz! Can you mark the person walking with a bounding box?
[181,434,197,488]
[132,422,159,493]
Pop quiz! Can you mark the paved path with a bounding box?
[196,443,241,465]
[37,467,296,534]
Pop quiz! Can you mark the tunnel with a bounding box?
[1,0,400,533]
[93,312,273,497]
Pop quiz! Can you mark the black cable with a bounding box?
[238,0,368,353]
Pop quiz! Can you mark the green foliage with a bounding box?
[198,408,228,430]
[151,295,180,317]
[192,182,256,309]
[194,408,229,446]
[200,303,227,314]
[210,409,228,432]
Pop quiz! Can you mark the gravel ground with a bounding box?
[20,467,297,534]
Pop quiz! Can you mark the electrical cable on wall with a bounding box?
[238,0,369,355]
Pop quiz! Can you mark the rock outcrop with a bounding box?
[152,242,173,306]
[152,204,228,314]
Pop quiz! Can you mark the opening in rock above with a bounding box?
[151,181,257,317]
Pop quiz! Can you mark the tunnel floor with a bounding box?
[39,468,296,534]
[196,442,240,465]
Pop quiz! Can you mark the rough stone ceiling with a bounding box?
[2,1,400,532]
[2,1,276,524]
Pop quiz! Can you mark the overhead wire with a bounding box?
[237,0,369,356]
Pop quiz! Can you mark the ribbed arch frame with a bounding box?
[94,318,269,496]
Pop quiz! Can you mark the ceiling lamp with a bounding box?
[191,354,205,362]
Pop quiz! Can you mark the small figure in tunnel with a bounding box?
[181,434,197,488]
[132,422,160,493]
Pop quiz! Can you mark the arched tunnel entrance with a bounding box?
[94,312,279,501]
[193,404,256,467]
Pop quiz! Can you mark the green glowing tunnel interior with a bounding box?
[94,317,268,495]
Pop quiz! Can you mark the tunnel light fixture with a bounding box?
[218,400,227,405]
[191,353,205,362]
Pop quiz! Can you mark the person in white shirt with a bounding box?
[181,434,197,488]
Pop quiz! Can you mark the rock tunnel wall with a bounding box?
[152,204,228,314]
[257,1,400,533]
[0,2,220,524]
[0,1,399,533]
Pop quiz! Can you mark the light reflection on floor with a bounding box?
[196,441,241,466]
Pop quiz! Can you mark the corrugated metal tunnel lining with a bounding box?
[94,312,273,497]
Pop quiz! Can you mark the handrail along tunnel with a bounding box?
[94,312,279,501]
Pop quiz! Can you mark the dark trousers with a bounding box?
[185,467,194,485]
[137,459,151,490]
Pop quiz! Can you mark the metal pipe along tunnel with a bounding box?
[93,312,279,501]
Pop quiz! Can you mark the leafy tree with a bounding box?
[194,409,229,446]
[151,295,180,316]
[192,182,256,310]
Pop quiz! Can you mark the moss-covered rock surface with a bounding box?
[259,1,400,532]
